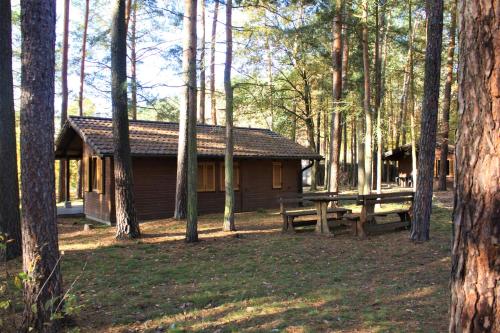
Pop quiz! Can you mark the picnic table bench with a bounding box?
[279,193,354,233]
[343,191,414,238]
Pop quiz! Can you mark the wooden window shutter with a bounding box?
[205,163,216,192]
[97,158,105,194]
[85,156,91,192]
[272,162,282,189]
[220,163,225,191]
[197,164,205,191]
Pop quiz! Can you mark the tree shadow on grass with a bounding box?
[35,203,454,332]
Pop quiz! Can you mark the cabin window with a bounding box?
[220,162,240,191]
[198,162,216,192]
[88,156,105,194]
[272,162,282,189]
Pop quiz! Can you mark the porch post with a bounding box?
[65,157,71,208]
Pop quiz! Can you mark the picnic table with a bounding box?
[307,195,358,235]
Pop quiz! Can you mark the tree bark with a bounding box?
[361,0,372,194]
[209,0,219,125]
[374,0,382,196]
[223,0,235,232]
[78,0,89,116]
[410,0,443,242]
[20,0,63,330]
[111,0,141,240]
[356,115,365,194]
[408,0,417,192]
[0,0,22,260]
[449,0,499,330]
[438,0,456,191]
[328,0,343,194]
[58,0,70,204]
[198,0,206,124]
[129,0,137,120]
[77,0,90,200]
[184,0,199,242]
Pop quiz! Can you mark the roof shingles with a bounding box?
[57,116,320,160]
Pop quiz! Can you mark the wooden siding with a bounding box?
[83,144,115,224]
[83,151,301,223]
[132,158,300,220]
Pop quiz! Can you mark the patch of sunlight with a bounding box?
[386,285,438,303]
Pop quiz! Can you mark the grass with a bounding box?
[3,192,453,332]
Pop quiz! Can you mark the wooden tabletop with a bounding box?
[306,195,358,202]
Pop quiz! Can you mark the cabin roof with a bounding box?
[383,140,455,160]
[55,116,321,160]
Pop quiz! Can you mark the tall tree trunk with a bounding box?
[351,119,356,186]
[328,0,343,194]
[209,0,219,125]
[130,0,137,120]
[361,0,372,194]
[438,0,456,191]
[20,0,63,329]
[0,0,22,260]
[58,0,70,204]
[111,0,141,240]
[410,0,444,242]
[77,0,90,200]
[78,0,89,116]
[223,0,235,232]
[374,0,382,196]
[356,115,365,193]
[198,0,206,123]
[408,0,417,192]
[449,0,499,330]
[184,0,199,242]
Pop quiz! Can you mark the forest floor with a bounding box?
[4,191,454,333]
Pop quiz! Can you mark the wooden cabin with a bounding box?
[383,141,455,186]
[55,116,321,224]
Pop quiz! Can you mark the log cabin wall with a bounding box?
[131,157,301,221]
[82,144,115,224]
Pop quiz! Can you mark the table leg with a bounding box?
[315,202,331,235]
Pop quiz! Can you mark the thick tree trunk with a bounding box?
[449,1,499,330]
[130,0,137,120]
[361,0,372,194]
[328,0,343,194]
[20,0,63,330]
[78,0,89,116]
[198,0,206,124]
[0,0,22,260]
[184,0,198,242]
[209,0,219,125]
[111,0,141,240]
[223,0,235,232]
[410,0,443,242]
[438,0,456,191]
[58,0,70,204]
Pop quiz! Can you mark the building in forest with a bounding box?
[55,116,320,224]
[383,141,455,187]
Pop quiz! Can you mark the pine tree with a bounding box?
[111,0,141,239]
[449,0,499,330]
[410,0,444,242]
[0,0,22,260]
[20,0,63,329]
